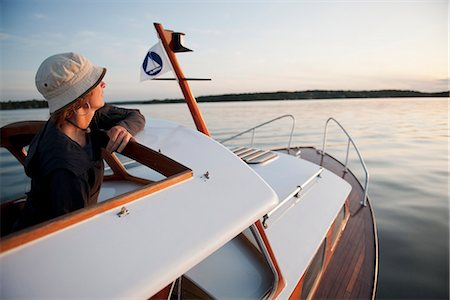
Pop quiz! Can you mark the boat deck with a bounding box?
[296,147,378,300]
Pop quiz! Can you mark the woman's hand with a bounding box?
[106,125,134,153]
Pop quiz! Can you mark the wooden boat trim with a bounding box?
[0,126,194,253]
[370,193,379,300]
[102,149,153,185]
[0,120,46,166]
[247,152,278,164]
[239,148,261,159]
[233,147,253,155]
[329,201,350,253]
[288,202,350,300]
[232,147,279,165]
[287,146,378,300]
[0,169,193,253]
[246,150,270,162]
[152,24,287,298]
[255,220,287,298]
[154,22,210,136]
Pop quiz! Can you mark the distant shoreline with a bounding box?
[1,89,448,110]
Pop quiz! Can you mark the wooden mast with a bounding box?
[153,23,211,136]
[153,23,286,297]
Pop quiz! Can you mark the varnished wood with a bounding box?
[0,126,193,253]
[153,23,210,136]
[0,121,45,166]
[293,147,378,300]
[121,139,189,177]
[170,276,214,299]
[255,220,287,299]
[149,283,172,300]
[0,170,192,253]
[101,149,153,185]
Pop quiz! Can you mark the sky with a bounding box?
[0,0,448,102]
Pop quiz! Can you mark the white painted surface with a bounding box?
[0,119,278,299]
[249,151,352,298]
[98,180,142,201]
[185,234,274,299]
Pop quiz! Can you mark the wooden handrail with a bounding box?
[0,124,193,253]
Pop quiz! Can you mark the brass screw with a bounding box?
[117,207,129,217]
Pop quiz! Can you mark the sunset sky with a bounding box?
[1,0,448,102]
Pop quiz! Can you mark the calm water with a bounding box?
[0,98,448,299]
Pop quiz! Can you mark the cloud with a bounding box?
[436,78,449,85]
[189,28,224,36]
[76,31,98,38]
[0,32,12,41]
[33,13,47,19]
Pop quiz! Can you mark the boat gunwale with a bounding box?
[0,134,194,254]
[274,146,378,299]
[0,169,193,254]
[310,146,378,300]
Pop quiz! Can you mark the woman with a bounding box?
[16,52,145,229]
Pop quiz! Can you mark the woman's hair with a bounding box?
[50,93,91,127]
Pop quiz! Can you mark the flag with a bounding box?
[140,41,172,81]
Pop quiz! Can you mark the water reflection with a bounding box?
[0,98,448,299]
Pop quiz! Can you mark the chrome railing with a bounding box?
[219,114,296,150]
[320,117,370,206]
[262,167,324,228]
[220,115,369,206]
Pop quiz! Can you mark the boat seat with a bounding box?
[0,121,46,236]
[231,146,278,164]
[1,121,46,166]
[0,121,127,235]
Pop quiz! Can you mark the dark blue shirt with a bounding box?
[16,105,145,229]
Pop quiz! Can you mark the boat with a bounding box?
[0,23,378,299]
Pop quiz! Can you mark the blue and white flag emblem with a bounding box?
[140,41,172,81]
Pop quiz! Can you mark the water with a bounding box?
[0,98,448,299]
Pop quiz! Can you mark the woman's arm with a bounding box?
[91,105,146,152]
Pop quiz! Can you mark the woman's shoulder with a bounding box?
[25,121,93,177]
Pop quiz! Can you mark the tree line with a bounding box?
[1,90,448,110]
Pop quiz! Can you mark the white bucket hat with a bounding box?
[35,52,106,114]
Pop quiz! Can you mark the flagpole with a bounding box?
[153,23,211,136]
[152,23,285,297]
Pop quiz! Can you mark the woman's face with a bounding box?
[88,81,106,111]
